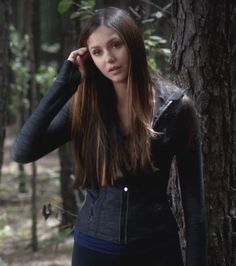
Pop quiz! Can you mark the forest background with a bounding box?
[0,0,235,265]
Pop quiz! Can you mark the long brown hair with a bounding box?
[71,7,155,188]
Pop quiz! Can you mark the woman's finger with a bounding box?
[67,47,88,63]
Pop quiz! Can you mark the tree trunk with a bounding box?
[18,89,28,193]
[0,0,10,181]
[170,0,236,265]
[24,0,40,252]
[230,3,236,263]
[18,163,27,193]
[40,0,61,63]
[10,0,28,193]
[58,144,78,229]
[58,7,84,230]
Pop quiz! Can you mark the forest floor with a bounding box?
[0,125,73,266]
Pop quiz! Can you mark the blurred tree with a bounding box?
[0,0,10,182]
[58,1,85,230]
[40,0,61,63]
[171,0,236,265]
[27,0,40,252]
[10,0,31,193]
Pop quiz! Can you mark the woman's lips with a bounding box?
[108,66,121,73]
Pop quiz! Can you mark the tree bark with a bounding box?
[170,0,236,265]
[24,0,40,252]
[58,7,84,230]
[230,3,236,263]
[40,0,61,63]
[0,0,10,181]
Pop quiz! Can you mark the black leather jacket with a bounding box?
[11,60,207,266]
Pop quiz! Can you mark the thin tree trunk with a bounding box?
[10,0,28,193]
[24,0,40,252]
[31,162,37,251]
[59,144,78,230]
[30,0,41,251]
[18,102,27,193]
[18,163,27,193]
[0,0,10,182]
[57,7,85,230]
[170,0,235,265]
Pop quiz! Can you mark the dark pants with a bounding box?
[72,235,184,266]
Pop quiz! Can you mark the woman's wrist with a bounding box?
[56,60,81,90]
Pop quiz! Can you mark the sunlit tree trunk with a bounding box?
[170,0,236,265]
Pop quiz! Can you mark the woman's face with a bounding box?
[87,26,129,86]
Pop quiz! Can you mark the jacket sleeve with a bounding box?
[11,60,81,164]
[175,94,207,266]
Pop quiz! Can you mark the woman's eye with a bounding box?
[93,50,101,56]
[112,42,122,48]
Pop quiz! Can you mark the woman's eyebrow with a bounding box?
[89,36,120,50]
[107,37,120,45]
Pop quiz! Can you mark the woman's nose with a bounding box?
[104,51,115,63]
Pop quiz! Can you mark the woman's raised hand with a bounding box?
[67,47,89,80]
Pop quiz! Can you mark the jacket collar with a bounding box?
[152,81,185,125]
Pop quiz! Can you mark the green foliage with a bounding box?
[70,0,95,20]
[58,0,74,15]
[9,25,31,116]
[58,0,95,20]
[141,9,171,71]
[9,26,58,118]
[36,65,57,93]
[144,31,170,70]
[41,43,60,54]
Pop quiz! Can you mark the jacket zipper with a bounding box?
[120,186,129,244]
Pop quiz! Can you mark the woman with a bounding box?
[11,7,207,266]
